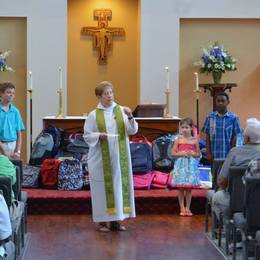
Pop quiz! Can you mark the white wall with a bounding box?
[140,0,260,116]
[0,0,67,156]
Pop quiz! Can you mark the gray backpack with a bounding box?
[245,158,260,177]
[22,165,40,188]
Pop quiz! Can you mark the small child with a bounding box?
[171,118,201,216]
[0,82,25,159]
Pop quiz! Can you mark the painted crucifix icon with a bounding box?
[81,9,125,65]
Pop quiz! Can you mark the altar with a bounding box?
[43,116,181,141]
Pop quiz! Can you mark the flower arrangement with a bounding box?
[194,42,237,75]
[0,51,14,72]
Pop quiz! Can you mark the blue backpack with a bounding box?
[130,141,153,173]
[29,133,54,165]
[44,125,63,157]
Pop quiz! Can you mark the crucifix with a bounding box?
[81,9,125,65]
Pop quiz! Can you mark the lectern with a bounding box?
[133,104,166,117]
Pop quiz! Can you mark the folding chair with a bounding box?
[221,167,247,254]
[205,159,224,234]
[233,176,260,260]
[255,231,260,260]
[11,160,28,234]
[0,176,25,259]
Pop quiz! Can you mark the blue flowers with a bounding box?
[194,42,237,74]
[0,51,14,72]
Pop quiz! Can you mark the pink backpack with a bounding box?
[133,172,154,190]
[151,171,170,189]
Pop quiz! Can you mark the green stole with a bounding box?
[96,105,131,215]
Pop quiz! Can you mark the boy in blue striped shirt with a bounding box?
[202,92,241,161]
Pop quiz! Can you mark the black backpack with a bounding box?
[152,135,175,173]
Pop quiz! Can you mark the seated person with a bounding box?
[0,193,12,258]
[212,118,260,219]
[0,155,16,200]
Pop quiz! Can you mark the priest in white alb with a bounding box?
[84,81,138,232]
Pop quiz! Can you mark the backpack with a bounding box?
[66,133,89,154]
[44,125,63,157]
[29,133,54,165]
[152,135,175,173]
[245,158,260,177]
[151,171,169,189]
[133,172,154,190]
[22,165,41,188]
[40,159,61,189]
[57,159,84,191]
[130,140,153,173]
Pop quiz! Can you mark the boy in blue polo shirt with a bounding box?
[202,92,241,161]
[0,82,25,159]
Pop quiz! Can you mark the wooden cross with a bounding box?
[81,9,125,65]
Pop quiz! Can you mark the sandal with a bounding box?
[185,210,193,216]
[97,222,110,232]
[179,207,186,216]
[109,221,127,231]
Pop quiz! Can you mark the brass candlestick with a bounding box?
[193,88,201,132]
[56,89,64,119]
[27,89,33,155]
[164,89,172,118]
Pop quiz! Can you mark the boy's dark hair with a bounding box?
[180,117,193,128]
[216,92,230,102]
[0,82,15,93]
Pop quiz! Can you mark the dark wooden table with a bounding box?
[43,116,181,141]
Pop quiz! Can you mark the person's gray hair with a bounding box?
[244,118,260,143]
[95,81,113,97]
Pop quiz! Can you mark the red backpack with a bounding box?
[40,159,61,189]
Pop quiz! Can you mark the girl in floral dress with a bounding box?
[171,118,201,216]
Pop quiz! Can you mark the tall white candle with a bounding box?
[165,66,170,91]
[29,71,33,91]
[59,67,62,90]
[194,72,199,91]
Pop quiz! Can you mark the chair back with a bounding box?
[0,176,12,208]
[10,159,23,201]
[212,159,225,190]
[229,167,247,213]
[244,176,260,233]
[12,167,21,201]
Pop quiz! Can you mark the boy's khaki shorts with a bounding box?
[0,141,16,157]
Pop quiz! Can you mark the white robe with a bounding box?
[84,102,138,222]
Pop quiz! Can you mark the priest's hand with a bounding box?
[99,133,108,141]
[123,107,133,118]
